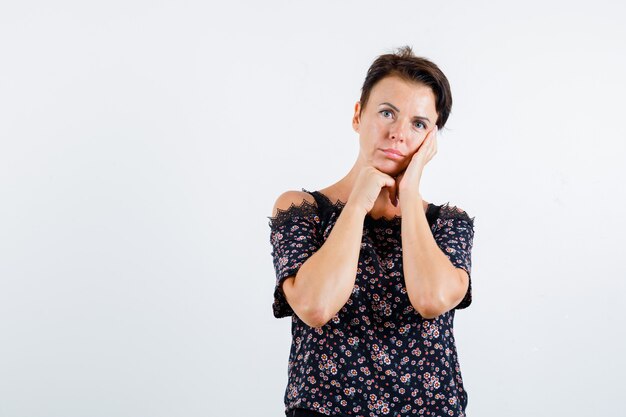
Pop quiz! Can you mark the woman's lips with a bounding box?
[381,148,403,160]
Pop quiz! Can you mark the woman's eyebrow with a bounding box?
[379,102,431,122]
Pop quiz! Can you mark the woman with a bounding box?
[268,46,475,417]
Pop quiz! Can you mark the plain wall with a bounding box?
[1,1,625,416]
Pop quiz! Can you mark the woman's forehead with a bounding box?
[372,76,433,97]
[370,76,437,113]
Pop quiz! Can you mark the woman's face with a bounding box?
[352,75,438,176]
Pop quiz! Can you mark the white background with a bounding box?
[1,1,625,416]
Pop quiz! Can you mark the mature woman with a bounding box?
[268,46,475,417]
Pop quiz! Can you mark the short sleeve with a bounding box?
[268,200,323,318]
[432,204,475,310]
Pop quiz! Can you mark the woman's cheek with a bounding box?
[417,135,428,149]
[410,139,425,155]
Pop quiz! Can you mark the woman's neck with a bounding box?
[320,162,427,217]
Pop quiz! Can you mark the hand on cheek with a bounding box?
[396,126,438,204]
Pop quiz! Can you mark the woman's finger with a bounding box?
[382,174,397,207]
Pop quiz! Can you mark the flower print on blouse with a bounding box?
[268,188,475,417]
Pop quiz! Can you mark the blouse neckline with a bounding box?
[304,188,437,226]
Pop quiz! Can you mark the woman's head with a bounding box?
[358,46,452,130]
[350,46,452,176]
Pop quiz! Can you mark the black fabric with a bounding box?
[288,407,343,416]
[269,188,475,416]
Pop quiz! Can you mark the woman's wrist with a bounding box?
[343,201,368,219]
[399,188,422,204]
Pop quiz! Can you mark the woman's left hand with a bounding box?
[396,126,438,204]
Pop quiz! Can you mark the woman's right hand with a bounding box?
[347,166,398,215]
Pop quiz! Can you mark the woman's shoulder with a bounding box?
[271,190,317,216]
[437,202,475,227]
[268,189,320,228]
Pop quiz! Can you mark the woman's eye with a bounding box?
[380,110,393,118]
[414,121,426,129]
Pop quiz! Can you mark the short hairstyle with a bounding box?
[359,46,453,130]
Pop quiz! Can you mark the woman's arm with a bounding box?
[400,190,469,319]
[273,191,366,328]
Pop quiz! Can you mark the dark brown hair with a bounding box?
[359,46,452,130]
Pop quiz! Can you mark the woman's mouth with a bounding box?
[381,148,403,160]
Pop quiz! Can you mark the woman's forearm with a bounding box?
[401,192,460,318]
[291,202,366,327]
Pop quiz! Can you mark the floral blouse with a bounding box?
[268,188,475,417]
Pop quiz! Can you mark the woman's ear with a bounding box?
[352,101,361,132]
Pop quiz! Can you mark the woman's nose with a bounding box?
[390,119,410,142]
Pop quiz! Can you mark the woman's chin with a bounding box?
[373,161,406,176]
